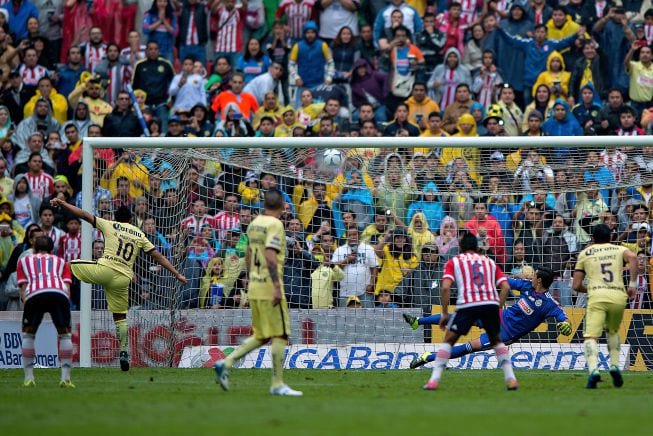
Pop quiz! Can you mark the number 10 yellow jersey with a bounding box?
[96,217,155,279]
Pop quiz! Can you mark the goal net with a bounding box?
[80,136,653,371]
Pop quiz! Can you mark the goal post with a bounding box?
[79,136,653,370]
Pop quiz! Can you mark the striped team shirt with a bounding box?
[212,5,245,53]
[276,0,315,40]
[105,63,124,105]
[17,253,72,301]
[25,172,54,200]
[213,211,239,241]
[180,214,216,236]
[599,149,627,183]
[82,43,107,74]
[120,45,146,88]
[45,227,65,257]
[59,232,82,262]
[459,0,481,28]
[19,65,48,87]
[440,68,458,110]
[476,71,499,108]
[443,252,507,308]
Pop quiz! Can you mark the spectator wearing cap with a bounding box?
[623,222,651,255]
[481,104,506,141]
[310,234,344,309]
[405,82,440,132]
[396,240,446,308]
[67,78,113,126]
[283,220,319,309]
[165,115,188,138]
[484,151,513,188]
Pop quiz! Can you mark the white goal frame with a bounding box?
[79,135,653,367]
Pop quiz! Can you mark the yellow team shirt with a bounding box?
[575,243,628,303]
[375,245,418,295]
[246,215,286,300]
[96,217,155,279]
[101,162,150,199]
[628,61,653,102]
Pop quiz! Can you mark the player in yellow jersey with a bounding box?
[50,199,187,371]
[214,189,302,396]
[572,224,637,389]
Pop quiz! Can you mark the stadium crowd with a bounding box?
[1,0,653,313]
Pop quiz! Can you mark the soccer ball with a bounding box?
[323,149,344,168]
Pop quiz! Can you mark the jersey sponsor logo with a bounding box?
[112,222,143,238]
[518,298,534,315]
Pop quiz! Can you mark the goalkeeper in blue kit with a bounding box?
[404,267,573,368]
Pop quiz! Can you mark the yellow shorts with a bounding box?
[71,260,131,314]
[584,299,627,338]
[249,299,291,341]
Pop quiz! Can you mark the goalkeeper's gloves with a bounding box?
[557,321,572,336]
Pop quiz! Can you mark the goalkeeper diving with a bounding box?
[404,266,573,368]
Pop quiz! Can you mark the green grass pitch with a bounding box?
[2,368,652,435]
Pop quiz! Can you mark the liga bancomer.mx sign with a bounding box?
[179,343,630,370]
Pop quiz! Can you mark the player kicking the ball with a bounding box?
[214,189,302,396]
[50,199,187,371]
[404,266,572,368]
[422,233,517,391]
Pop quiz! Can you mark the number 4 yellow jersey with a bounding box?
[96,217,155,279]
[575,243,629,298]
[246,215,286,300]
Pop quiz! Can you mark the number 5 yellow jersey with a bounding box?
[246,215,286,300]
[96,217,155,279]
[575,243,629,297]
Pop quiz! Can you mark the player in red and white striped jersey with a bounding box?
[211,0,246,60]
[17,235,75,387]
[423,232,517,391]
[24,153,55,200]
[275,0,316,41]
[443,247,506,307]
